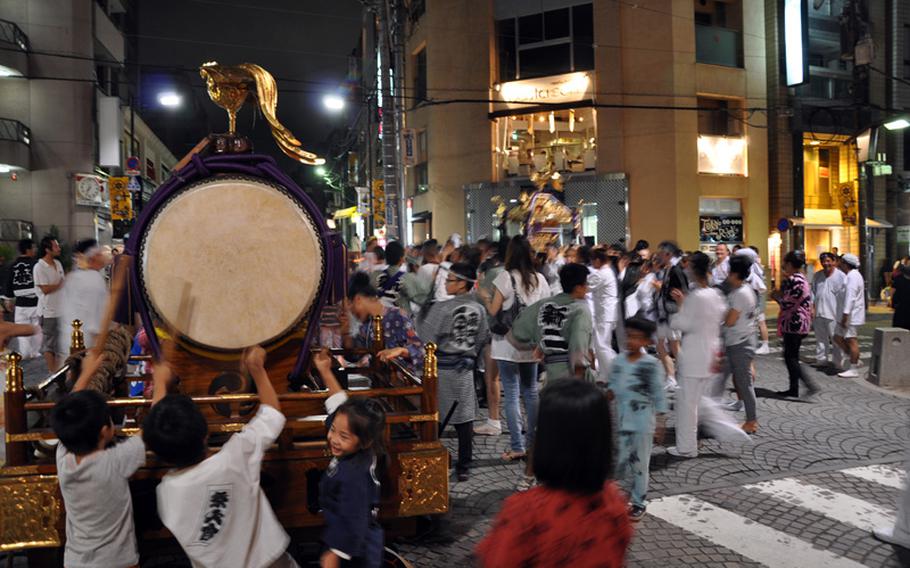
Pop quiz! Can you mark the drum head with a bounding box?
[139,176,324,350]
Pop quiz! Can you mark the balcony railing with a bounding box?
[0,118,31,146]
[0,19,29,51]
[796,67,853,101]
[695,24,743,68]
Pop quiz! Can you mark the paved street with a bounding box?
[3,314,908,567]
[397,313,910,567]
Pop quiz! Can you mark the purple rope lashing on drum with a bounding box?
[124,153,341,382]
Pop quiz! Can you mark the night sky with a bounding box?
[134,0,363,180]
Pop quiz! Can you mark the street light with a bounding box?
[315,166,327,177]
[157,92,182,108]
[883,118,910,131]
[322,94,345,112]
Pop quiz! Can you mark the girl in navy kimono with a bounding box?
[313,349,387,568]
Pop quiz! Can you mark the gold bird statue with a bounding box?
[199,61,325,166]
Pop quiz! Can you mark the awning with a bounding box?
[866,217,894,229]
[410,210,432,222]
[332,206,358,220]
[789,208,843,229]
[789,209,894,229]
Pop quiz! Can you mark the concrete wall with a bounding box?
[0,0,97,243]
[404,0,494,241]
[599,0,768,255]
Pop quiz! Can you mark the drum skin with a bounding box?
[139,176,324,350]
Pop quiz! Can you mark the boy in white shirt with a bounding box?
[142,346,298,568]
[51,350,173,568]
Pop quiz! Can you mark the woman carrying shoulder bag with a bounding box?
[478,235,551,461]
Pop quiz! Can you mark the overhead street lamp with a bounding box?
[322,94,345,113]
[157,92,182,108]
[883,118,910,131]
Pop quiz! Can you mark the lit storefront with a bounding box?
[472,70,627,246]
[491,71,597,178]
[795,133,860,270]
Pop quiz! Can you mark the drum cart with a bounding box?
[0,150,448,566]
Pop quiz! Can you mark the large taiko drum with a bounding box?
[136,175,325,351]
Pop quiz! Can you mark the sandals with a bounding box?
[501,450,527,462]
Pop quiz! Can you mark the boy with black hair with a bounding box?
[510,262,593,381]
[607,316,668,521]
[52,351,174,568]
[143,347,298,568]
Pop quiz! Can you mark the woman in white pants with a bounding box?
[667,252,750,458]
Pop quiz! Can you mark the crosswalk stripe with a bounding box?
[744,478,895,533]
[647,494,868,568]
[841,464,907,490]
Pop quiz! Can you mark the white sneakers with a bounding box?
[474,419,502,436]
[664,375,679,392]
[838,365,860,378]
[666,446,697,458]
[755,342,770,355]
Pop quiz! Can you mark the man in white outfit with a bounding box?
[588,248,618,380]
[711,243,730,286]
[667,251,750,458]
[834,253,866,378]
[63,241,109,348]
[811,252,846,367]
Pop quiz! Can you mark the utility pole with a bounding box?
[377,0,405,241]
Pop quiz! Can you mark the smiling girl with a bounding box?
[313,349,387,568]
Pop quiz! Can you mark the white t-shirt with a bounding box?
[64,269,108,347]
[156,405,289,568]
[723,284,756,347]
[57,436,146,568]
[491,270,551,362]
[811,269,846,321]
[837,269,866,326]
[711,257,730,286]
[34,258,65,318]
[671,286,726,377]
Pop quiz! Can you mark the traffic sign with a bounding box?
[125,156,141,175]
[127,175,142,193]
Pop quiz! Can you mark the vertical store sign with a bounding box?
[784,0,809,87]
[402,129,416,166]
[372,180,385,227]
[108,177,133,220]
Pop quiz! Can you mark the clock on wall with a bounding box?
[74,174,103,206]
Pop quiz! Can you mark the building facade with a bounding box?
[765,0,910,292]
[0,0,175,248]
[402,0,769,255]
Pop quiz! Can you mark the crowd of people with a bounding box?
[2,230,908,567]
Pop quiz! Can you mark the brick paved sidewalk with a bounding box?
[396,316,910,567]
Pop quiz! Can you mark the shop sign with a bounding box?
[372,179,385,226]
[496,72,593,110]
[402,129,416,166]
[108,177,133,221]
[897,225,910,243]
[699,215,744,243]
[355,186,370,214]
